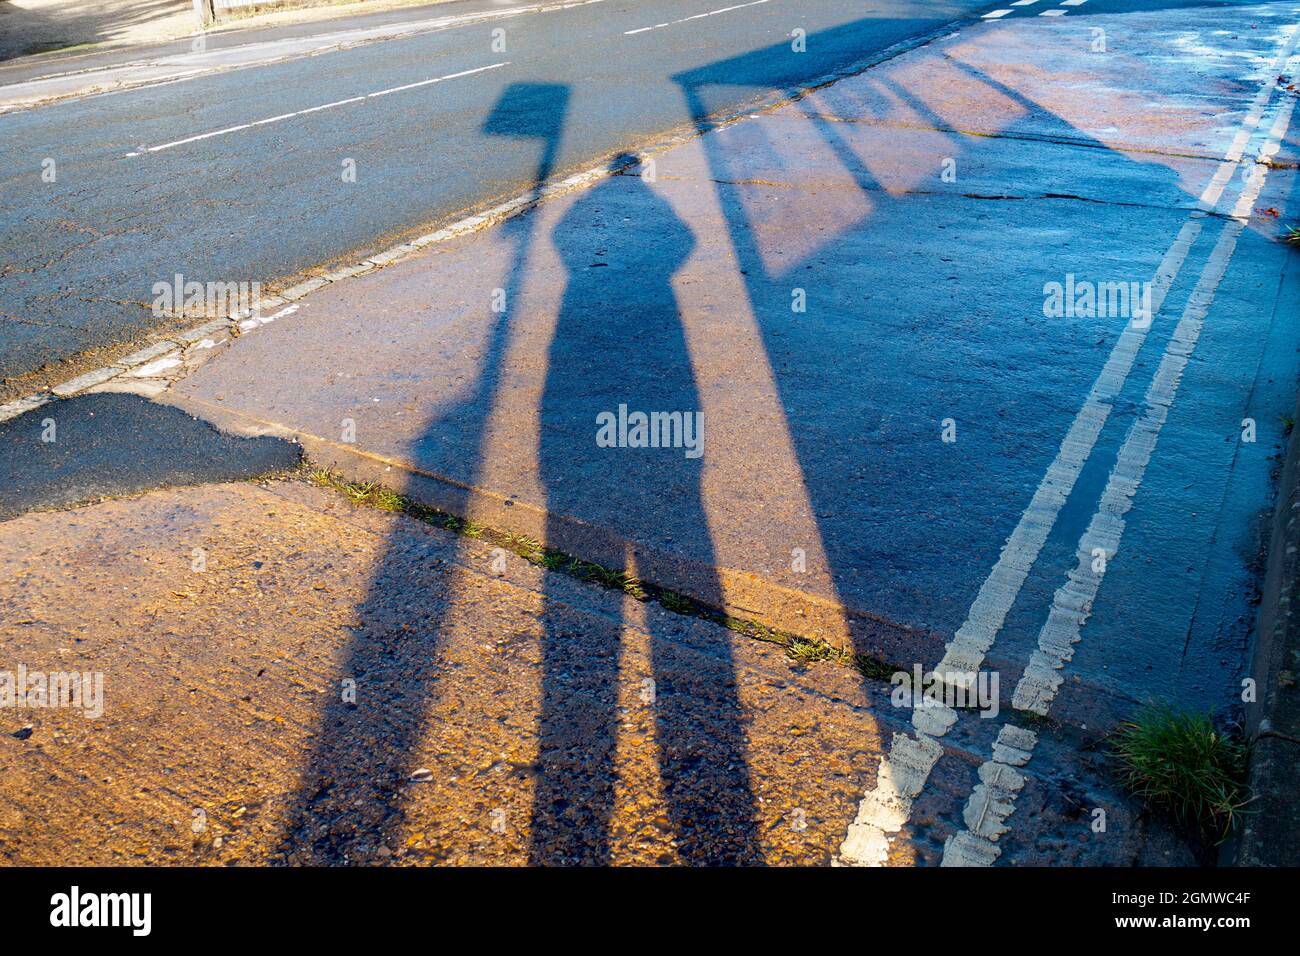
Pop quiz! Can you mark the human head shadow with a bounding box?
[528,154,761,864]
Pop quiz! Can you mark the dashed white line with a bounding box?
[624,0,769,35]
[1039,8,1067,15]
[982,9,1014,18]
[1060,0,1088,6]
[124,62,508,156]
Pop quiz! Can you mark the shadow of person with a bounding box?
[528,154,761,864]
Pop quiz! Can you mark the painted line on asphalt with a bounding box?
[123,62,508,156]
[945,227,1248,865]
[4,11,972,422]
[624,0,770,35]
[982,10,1013,19]
[1039,8,1067,15]
[836,21,1300,867]
[1200,62,1294,210]
[940,46,1299,869]
[943,197,1282,865]
[0,0,607,114]
[835,219,1199,867]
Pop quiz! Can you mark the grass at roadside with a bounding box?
[1110,705,1249,844]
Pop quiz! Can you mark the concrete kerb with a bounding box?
[157,385,945,667]
[3,13,1008,671]
[1235,256,1300,865]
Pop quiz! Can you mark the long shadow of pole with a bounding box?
[275,83,570,863]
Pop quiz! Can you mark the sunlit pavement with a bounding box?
[1,1,1298,865]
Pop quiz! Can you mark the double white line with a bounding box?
[838,23,1300,867]
[942,77,1299,866]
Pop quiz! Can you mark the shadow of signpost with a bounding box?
[273,9,1216,866]
[277,82,570,863]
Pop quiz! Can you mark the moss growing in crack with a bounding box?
[658,590,696,615]
[305,465,907,682]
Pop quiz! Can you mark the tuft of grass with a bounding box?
[1285,224,1300,246]
[785,637,834,666]
[851,653,895,681]
[1110,706,1249,843]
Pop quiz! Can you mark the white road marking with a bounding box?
[1039,8,1067,15]
[237,303,299,332]
[1060,0,1088,6]
[624,0,769,35]
[836,220,1199,867]
[982,9,1014,18]
[130,356,183,378]
[1,0,606,114]
[1011,1,1040,6]
[941,53,1300,870]
[124,63,507,156]
[837,22,1300,867]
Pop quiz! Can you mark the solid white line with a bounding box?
[125,62,507,155]
[837,22,1300,867]
[624,0,769,35]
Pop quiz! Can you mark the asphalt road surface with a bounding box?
[0,0,1297,869]
[1,0,999,391]
[2,0,1257,393]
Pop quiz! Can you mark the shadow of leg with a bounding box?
[529,157,760,864]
